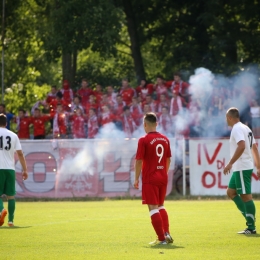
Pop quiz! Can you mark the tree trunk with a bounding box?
[122,0,146,83]
[62,51,72,86]
[72,49,77,88]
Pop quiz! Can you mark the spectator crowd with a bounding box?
[0,71,259,140]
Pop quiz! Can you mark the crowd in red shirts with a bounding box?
[8,71,257,140]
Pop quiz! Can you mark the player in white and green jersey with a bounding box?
[0,113,28,227]
[224,107,260,234]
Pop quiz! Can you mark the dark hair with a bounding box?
[227,107,240,118]
[173,71,181,77]
[144,112,157,124]
[0,104,5,108]
[156,74,164,80]
[51,85,57,89]
[123,106,130,112]
[74,95,81,101]
[34,108,40,112]
[56,91,63,99]
[19,109,26,114]
[0,113,7,126]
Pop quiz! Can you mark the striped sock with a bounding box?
[150,209,165,241]
[245,200,256,230]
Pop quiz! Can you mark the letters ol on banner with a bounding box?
[15,139,175,198]
[189,139,260,196]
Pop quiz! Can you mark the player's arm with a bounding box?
[166,157,171,174]
[224,140,245,175]
[252,143,260,179]
[134,159,142,189]
[16,150,28,180]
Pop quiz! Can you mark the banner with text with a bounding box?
[189,139,260,195]
[15,139,176,198]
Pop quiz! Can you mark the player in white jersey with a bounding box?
[224,107,260,234]
[0,114,28,227]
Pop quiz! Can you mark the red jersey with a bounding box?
[31,115,50,137]
[157,100,170,113]
[154,84,169,100]
[85,102,98,115]
[122,114,136,138]
[130,104,143,126]
[120,88,136,105]
[136,84,154,101]
[60,88,73,110]
[53,112,68,136]
[169,80,189,97]
[49,99,67,117]
[135,132,171,185]
[17,117,31,139]
[100,112,115,126]
[142,100,158,112]
[46,93,56,104]
[77,88,94,107]
[88,115,99,138]
[170,96,183,116]
[93,90,103,105]
[158,114,172,134]
[71,115,86,138]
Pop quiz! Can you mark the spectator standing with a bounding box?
[169,90,183,116]
[250,99,260,137]
[53,104,68,139]
[70,108,86,139]
[120,79,136,106]
[77,79,94,107]
[46,85,58,104]
[15,109,31,139]
[60,80,73,111]
[122,106,137,138]
[136,79,153,101]
[30,108,50,139]
[0,104,14,130]
[158,107,173,136]
[87,108,99,139]
[153,75,169,100]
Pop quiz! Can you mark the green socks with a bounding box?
[0,198,3,212]
[245,200,256,230]
[232,195,247,220]
[8,199,15,222]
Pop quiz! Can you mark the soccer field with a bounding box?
[1,200,260,260]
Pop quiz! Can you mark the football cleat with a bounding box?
[237,228,256,234]
[0,209,7,226]
[165,232,174,243]
[8,222,14,227]
[149,239,168,245]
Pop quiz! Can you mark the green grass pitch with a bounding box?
[1,200,260,260]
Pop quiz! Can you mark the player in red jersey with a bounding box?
[134,112,173,245]
[30,108,51,139]
[87,108,99,138]
[15,109,31,139]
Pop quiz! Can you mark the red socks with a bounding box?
[159,206,169,234]
[150,209,165,241]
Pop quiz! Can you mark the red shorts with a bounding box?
[142,183,167,205]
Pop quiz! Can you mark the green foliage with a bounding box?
[3,81,50,114]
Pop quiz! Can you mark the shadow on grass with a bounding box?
[144,244,184,250]
[0,226,31,229]
[244,234,260,238]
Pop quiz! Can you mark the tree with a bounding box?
[42,0,122,88]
